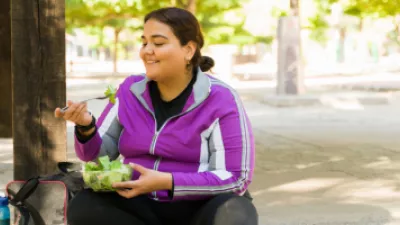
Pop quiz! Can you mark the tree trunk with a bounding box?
[395,20,400,44]
[358,17,364,32]
[186,0,196,14]
[0,0,12,138]
[113,29,121,73]
[337,27,346,63]
[98,26,105,61]
[290,0,299,16]
[11,0,67,180]
[124,45,130,60]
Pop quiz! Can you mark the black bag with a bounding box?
[6,162,84,225]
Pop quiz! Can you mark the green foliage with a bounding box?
[192,0,251,45]
[342,0,400,18]
[66,0,96,29]
[229,24,274,46]
[307,13,330,45]
[254,36,274,44]
[66,0,254,46]
[271,6,289,18]
[66,0,400,49]
[65,0,168,32]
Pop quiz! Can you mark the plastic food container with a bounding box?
[82,157,133,192]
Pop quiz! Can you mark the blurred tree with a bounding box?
[345,0,400,47]
[177,0,196,14]
[335,0,400,32]
[290,0,300,16]
[185,0,252,45]
[66,0,256,65]
[344,0,400,18]
[271,6,289,18]
[66,0,170,72]
[306,14,330,45]
[81,26,107,60]
[338,0,400,51]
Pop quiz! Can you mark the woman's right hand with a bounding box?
[54,100,92,126]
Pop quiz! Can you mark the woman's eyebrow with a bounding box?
[141,34,168,40]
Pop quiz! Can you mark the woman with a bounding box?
[55,7,257,225]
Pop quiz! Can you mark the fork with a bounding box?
[60,95,111,113]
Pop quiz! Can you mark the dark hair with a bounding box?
[144,7,215,72]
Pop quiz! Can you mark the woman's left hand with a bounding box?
[112,163,173,199]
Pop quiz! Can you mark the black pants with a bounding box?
[67,189,258,225]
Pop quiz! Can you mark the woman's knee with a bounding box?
[214,194,258,225]
[193,193,258,225]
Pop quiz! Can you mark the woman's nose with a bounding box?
[144,44,154,54]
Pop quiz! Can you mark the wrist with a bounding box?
[78,112,94,126]
[160,172,173,190]
[76,113,96,132]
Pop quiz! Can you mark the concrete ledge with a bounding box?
[67,72,132,79]
[263,92,393,107]
[263,95,321,107]
[333,82,400,92]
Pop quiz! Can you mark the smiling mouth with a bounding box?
[146,61,159,64]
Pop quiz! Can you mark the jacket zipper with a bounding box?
[145,90,211,199]
[151,157,162,199]
[149,102,208,159]
[148,112,161,199]
[149,112,197,199]
[149,117,171,199]
[149,116,175,155]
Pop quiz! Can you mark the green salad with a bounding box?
[82,156,132,192]
[104,85,117,104]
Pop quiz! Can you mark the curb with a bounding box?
[334,83,400,92]
[66,72,134,80]
[262,92,393,107]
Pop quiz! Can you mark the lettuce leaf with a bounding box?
[104,85,117,104]
[98,156,111,171]
[84,161,101,171]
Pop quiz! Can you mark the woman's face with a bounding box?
[140,19,192,82]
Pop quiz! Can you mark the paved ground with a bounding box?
[2,78,400,224]
[248,100,400,225]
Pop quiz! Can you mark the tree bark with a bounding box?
[11,0,67,180]
[0,0,12,138]
[113,29,121,73]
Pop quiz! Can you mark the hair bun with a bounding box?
[199,56,215,72]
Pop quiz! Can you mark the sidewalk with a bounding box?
[2,94,400,224]
[0,138,12,194]
[66,55,400,81]
[66,70,400,93]
[245,100,400,225]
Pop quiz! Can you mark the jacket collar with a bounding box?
[130,67,211,115]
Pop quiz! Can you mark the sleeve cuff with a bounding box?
[75,126,97,144]
[167,174,175,200]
